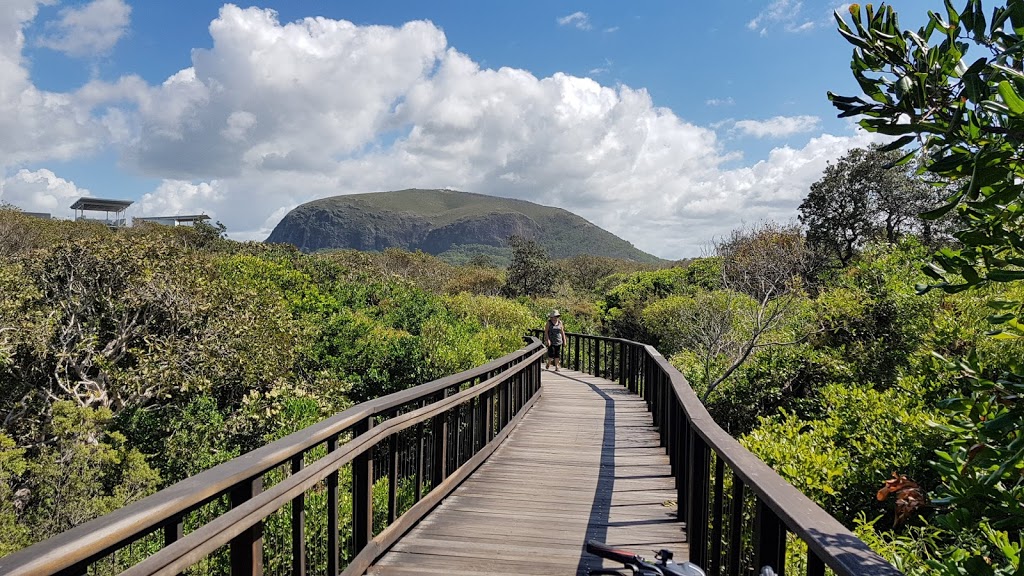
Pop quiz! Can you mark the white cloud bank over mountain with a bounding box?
[0,4,883,258]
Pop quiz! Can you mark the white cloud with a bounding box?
[1,5,890,258]
[0,1,108,166]
[37,0,131,57]
[556,11,592,31]
[124,5,447,179]
[132,180,224,221]
[706,97,735,107]
[0,169,89,217]
[733,115,821,138]
[747,0,817,35]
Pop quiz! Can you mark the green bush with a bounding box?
[742,382,945,525]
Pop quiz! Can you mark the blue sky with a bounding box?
[1,0,936,257]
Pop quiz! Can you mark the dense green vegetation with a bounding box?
[265,188,663,263]
[0,211,540,554]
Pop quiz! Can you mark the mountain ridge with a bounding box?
[266,189,663,263]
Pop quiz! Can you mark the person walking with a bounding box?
[544,310,567,371]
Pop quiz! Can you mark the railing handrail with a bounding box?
[539,329,902,576]
[120,344,548,576]
[0,338,545,576]
[641,345,902,576]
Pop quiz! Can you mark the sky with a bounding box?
[0,0,939,258]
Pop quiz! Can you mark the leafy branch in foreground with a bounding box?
[830,1,1024,573]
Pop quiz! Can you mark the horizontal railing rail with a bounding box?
[533,329,902,576]
[1,337,545,576]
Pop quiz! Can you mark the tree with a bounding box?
[501,235,556,297]
[830,2,1024,572]
[558,254,620,294]
[663,223,811,399]
[800,145,933,267]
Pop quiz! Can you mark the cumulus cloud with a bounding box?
[3,4,889,258]
[37,0,131,57]
[0,169,90,217]
[557,11,592,31]
[124,5,447,179]
[0,0,110,167]
[132,180,224,221]
[733,115,821,138]
[747,0,816,35]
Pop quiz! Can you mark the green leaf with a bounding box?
[988,269,1024,282]
[998,80,1024,113]
[837,27,873,51]
[973,0,988,38]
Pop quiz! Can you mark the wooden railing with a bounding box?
[535,330,902,576]
[0,338,545,576]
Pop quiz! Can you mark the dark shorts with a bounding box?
[548,344,561,359]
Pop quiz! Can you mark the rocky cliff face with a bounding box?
[418,212,541,253]
[266,203,432,253]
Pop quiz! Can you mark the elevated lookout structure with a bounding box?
[71,197,132,228]
[134,214,211,227]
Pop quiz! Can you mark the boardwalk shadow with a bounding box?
[557,372,618,576]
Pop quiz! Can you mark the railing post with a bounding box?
[229,476,264,576]
[163,516,184,547]
[485,389,495,443]
[499,377,510,428]
[728,477,745,575]
[678,413,689,515]
[628,345,636,392]
[710,456,725,576]
[644,354,653,407]
[686,434,709,570]
[291,455,306,576]
[416,421,425,502]
[590,337,596,375]
[468,395,478,454]
[668,402,678,477]
[388,432,399,524]
[476,393,487,450]
[352,416,375,554]
[807,553,826,576]
[755,500,787,576]
[663,376,672,446]
[618,341,625,385]
[327,434,339,576]
[432,391,449,487]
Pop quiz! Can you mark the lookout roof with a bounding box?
[70,198,133,211]
[135,214,210,223]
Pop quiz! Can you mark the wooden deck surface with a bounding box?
[367,369,688,576]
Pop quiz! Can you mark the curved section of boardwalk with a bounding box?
[367,369,687,575]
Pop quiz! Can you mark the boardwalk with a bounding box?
[367,369,688,576]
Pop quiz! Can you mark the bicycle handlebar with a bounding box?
[586,540,642,565]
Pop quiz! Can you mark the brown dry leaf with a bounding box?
[877,472,927,527]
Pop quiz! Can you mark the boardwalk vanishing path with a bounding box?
[367,368,688,576]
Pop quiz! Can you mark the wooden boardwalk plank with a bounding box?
[367,369,688,576]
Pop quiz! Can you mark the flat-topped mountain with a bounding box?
[266,189,662,263]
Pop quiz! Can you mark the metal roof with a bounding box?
[70,198,133,211]
[135,214,210,222]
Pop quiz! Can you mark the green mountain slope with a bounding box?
[266,189,662,263]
